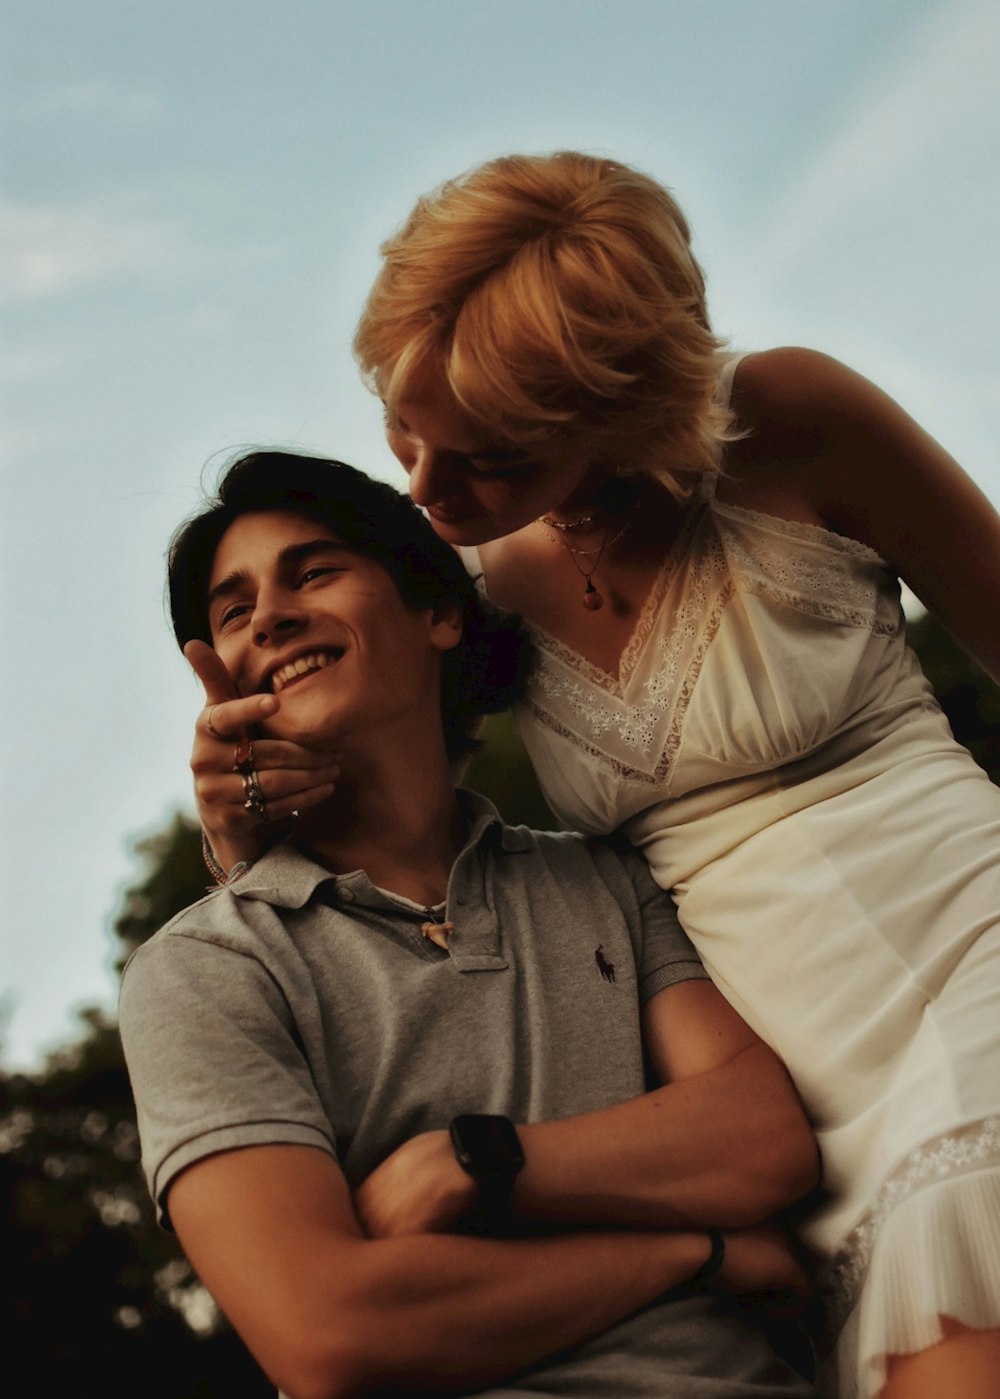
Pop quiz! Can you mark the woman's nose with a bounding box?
[406,444,455,507]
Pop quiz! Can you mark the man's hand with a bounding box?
[718,1227,813,1313]
[353,1130,476,1237]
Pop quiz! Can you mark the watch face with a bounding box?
[450,1114,526,1173]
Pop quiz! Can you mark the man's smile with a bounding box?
[269,648,345,693]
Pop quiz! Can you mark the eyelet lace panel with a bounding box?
[619,498,708,686]
[523,494,709,694]
[712,497,888,563]
[522,534,733,788]
[523,498,902,788]
[713,509,900,638]
[822,1114,1000,1338]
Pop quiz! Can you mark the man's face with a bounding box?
[207,510,461,750]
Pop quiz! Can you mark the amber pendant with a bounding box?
[582,578,604,611]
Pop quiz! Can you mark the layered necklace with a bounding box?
[536,480,638,612]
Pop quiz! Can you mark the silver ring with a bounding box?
[241,769,268,819]
[206,705,221,738]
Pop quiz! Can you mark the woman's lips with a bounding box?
[426,502,475,525]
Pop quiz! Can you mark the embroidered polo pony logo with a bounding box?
[594,945,616,983]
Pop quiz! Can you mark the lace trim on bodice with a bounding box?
[619,496,711,683]
[522,496,899,788]
[713,497,886,562]
[822,1115,1000,1336]
[524,494,708,693]
[712,501,899,638]
[523,523,734,789]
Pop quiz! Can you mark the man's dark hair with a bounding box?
[168,450,532,759]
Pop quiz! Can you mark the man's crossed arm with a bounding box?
[168,979,818,1399]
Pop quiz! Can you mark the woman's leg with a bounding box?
[881,1317,1000,1398]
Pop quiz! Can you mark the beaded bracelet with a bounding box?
[201,830,252,888]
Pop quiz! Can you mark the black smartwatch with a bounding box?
[449,1114,525,1234]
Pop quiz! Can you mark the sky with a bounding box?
[2,0,998,1069]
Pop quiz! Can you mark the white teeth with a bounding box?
[271,650,340,693]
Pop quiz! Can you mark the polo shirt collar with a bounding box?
[229,788,530,913]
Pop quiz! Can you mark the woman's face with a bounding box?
[385,367,609,546]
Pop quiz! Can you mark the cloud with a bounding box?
[0,199,204,301]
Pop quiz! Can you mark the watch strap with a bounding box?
[449,1114,525,1235]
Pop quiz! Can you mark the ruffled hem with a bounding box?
[823,1163,1000,1399]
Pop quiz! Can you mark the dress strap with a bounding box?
[457,544,484,582]
[714,351,748,412]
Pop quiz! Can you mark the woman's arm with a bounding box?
[353,979,819,1239]
[727,347,1000,683]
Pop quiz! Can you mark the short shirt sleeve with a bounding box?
[590,839,709,1003]
[120,930,335,1227]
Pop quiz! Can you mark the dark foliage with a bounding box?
[1,818,276,1397]
[906,611,1000,783]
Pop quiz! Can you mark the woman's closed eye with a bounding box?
[466,453,534,481]
[385,404,531,479]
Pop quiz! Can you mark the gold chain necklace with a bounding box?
[538,510,598,532]
[537,513,633,612]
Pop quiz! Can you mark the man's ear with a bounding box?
[429,599,464,653]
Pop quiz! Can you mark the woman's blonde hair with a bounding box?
[354,151,735,493]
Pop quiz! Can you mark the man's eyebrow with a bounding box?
[206,570,250,614]
[206,538,353,614]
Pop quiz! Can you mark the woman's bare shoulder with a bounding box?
[730,347,876,429]
[721,349,901,518]
[721,349,840,514]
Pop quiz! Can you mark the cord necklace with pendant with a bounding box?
[537,511,634,612]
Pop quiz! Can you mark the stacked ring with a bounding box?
[242,770,268,819]
[233,738,255,775]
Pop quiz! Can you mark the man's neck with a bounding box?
[291,740,466,908]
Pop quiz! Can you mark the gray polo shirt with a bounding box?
[120,792,814,1397]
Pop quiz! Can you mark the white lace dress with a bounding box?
[467,417,1000,1397]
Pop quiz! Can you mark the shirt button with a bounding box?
[338,888,355,904]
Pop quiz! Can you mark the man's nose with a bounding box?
[252,597,307,648]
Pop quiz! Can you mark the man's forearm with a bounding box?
[281,1222,805,1398]
[307,1227,711,1398]
[171,1145,725,1399]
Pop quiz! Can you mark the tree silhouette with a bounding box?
[906,610,1000,781]
[1,817,275,1396]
